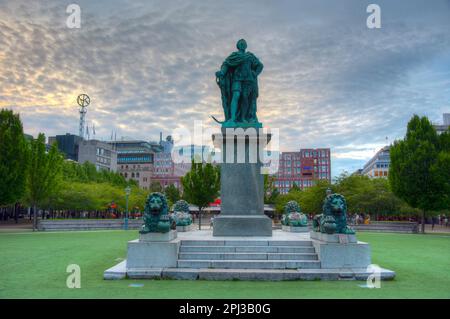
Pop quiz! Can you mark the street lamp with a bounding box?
[124,186,131,230]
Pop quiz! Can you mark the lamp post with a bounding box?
[124,186,131,230]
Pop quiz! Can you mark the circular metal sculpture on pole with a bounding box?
[77,94,90,139]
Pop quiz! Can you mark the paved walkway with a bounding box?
[425,224,450,233]
[0,223,33,232]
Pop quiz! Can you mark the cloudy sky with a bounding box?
[1,0,449,178]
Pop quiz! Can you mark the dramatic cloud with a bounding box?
[1,0,449,177]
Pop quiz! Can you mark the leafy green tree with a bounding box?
[25,134,64,230]
[149,181,163,193]
[389,115,450,233]
[274,191,301,216]
[165,184,180,204]
[274,180,330,217]
[299,180,331,214]
[288,183,301,193]
[181,160,220,230]
[264,175,279,204]
[0,109,29,206]
[61,160,133,187]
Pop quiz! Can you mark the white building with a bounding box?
[361,146,390,178]
[433,113,450,134]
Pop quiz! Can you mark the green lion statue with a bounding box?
[171,200,193,226]
[140,192,171,234]
[281,200,308,227]
[313,192,354,234]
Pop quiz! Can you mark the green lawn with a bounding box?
[0,230,449,298]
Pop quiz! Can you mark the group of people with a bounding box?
[431,214,449,230]
[351,214,371,225]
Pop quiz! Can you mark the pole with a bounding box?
[125,193,129,230]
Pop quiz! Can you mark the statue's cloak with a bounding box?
[217,51,258,121]
[223,51,256,68]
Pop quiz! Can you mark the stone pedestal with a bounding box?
[310,231,371,269]
[282,225,309,233]
[212,129,272,236]
[139,230,177,242]
[310,231,356,243]
[126,230,179,270]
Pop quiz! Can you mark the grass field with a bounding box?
[0,230,449,299]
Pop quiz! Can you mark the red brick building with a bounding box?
[273,148,331,194]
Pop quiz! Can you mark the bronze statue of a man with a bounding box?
[214,39,263,127]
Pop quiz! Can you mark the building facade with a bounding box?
[111,140,159,189]
[108,135,215,190]
[48,133,83,161]
[152,152,184,189]
[78,139,118,172]
[151,144,210,189]
[273,148,331,194]
[361,146,390,178]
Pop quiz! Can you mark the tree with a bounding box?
[25,134,64,230]
[164,184,180,207]
[0,109,29,206]
[299,180,331,214]
[181,160,220,230]
[274,180,330,216]
[264,175,279,204]
[288,183,301,193]
[389,115,450,233]
[149,181,163,193]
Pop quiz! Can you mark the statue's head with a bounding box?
[146,192,168,216]
[324,193,347,217]
[236,39,247,52]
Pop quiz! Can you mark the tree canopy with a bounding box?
[181,160,220,229]
[0,109,29,206]
[389,115,450,232]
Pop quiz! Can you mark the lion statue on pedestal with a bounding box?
[312,192,354,235]
[140,192,172,234]
[281,200,308,227]
[171,200,193,226]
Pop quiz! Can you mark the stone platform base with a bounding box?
[104,263,395,281]
[104,230,395,281]
[282,225,309,233]
[213,215,272,236]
